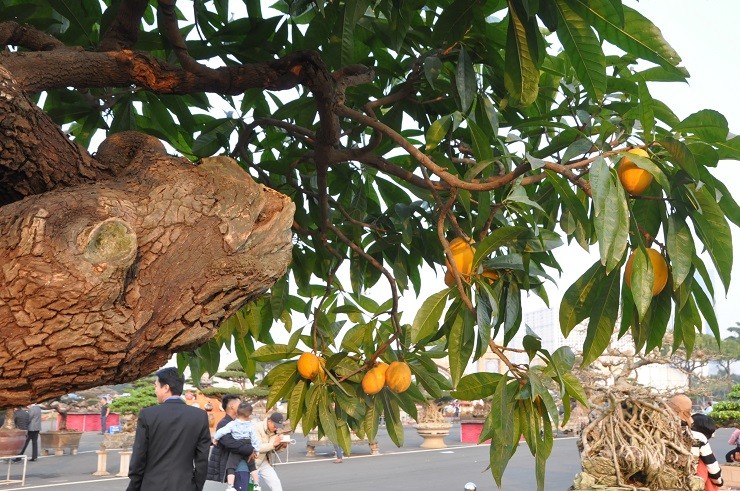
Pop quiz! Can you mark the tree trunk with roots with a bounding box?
[0,67,295,407]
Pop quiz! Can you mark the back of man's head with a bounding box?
[222,394,240,411]
[156,367,185,396]
[237,402,253,419]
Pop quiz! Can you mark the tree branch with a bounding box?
[99,0,150,51]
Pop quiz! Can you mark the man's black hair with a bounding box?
[155,367,185,396]
[222,394,241,411]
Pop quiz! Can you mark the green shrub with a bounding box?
[109,385,157,415]
[709,384,740,427]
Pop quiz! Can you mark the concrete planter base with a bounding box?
[39,431,82,456]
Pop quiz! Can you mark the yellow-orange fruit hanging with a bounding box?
[385,361,412,393]
[624,248,669,297]
[617,148,653,195]
[361,367,385,395]
[444,238,474,286]
[297,352,321,380]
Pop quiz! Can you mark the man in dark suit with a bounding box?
[127,367,211,491]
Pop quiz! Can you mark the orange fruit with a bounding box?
[444,237,474,286]
[385,361,412,393]
[481,270,499,284]
[617,148,653,195]
[297,352,321,380]
[624,248,668,297]
[375,362,389,379]
[361,367,385,395]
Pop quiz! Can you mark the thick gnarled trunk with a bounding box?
[0,68,294,407]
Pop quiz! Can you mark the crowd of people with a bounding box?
[125,367,288,491]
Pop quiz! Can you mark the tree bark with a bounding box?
[0,70,295,407]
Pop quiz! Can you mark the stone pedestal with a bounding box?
[93,449,109,476]
[117,450,132,477]
[415,422,451,449]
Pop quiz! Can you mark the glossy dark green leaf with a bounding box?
[505,0,539,106]
[456,47,476,113]
[411,289,449,343]
[674,109,729,142]
[581,266,620,366]
[554,0,605,100]
[666,215,694,290]
[689,185,733,293]
[452,372,504,400]
[559,261,604,336]
[567,1,682,72]
[658,137,699,180]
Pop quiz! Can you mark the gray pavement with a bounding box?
[6,424,732,490]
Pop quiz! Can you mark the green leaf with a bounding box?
[411,289,449,343]
[251,344,302,362]
[658,137,699,180]
[644,288,672,353]
[452,372,504,400]
[425,115,451,151]
[554,0,606,100]
[432,0,475,46]
[456,47,476,113]
[340,0,368,67]
[692,282,719,341]
[567,1,682,72]
[448,313,470,387]
[666,215,694,290]
[288,380,309,430]
[490,377,517,487]
[592,164,628,272]
[581,267,620,366]
[265,361,300,409]
[559,261,605,336]
[628,247,654,320]
[689,185,733,293]
[674,109,729,142]
[505,0,539,106]
[716,135,740,160]
[381,391,404,447]
[473,226,532,269]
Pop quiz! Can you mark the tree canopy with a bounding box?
[1,1,738,488]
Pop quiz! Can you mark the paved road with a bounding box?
[13,424,732,490]
[0,422,589,490]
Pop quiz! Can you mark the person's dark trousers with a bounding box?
[20,431,39,460]
[101,415,107,434]
[726,446,740,463]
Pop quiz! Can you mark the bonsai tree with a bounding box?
[709,384,740,428]
[108,384,158,432]
[43,395,97,432]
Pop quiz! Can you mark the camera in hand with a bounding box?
[280,434,292,443]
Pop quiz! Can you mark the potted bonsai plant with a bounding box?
[39,395,89,455]
[0,408,26,456]
[414,399,452,449]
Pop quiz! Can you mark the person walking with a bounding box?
[19,404,41,461]
[12,407,30,462]
[254,413,288,491]
[126,367,211,491]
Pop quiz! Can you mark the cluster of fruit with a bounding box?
[297,352,412,395]
[618,149,668,297]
